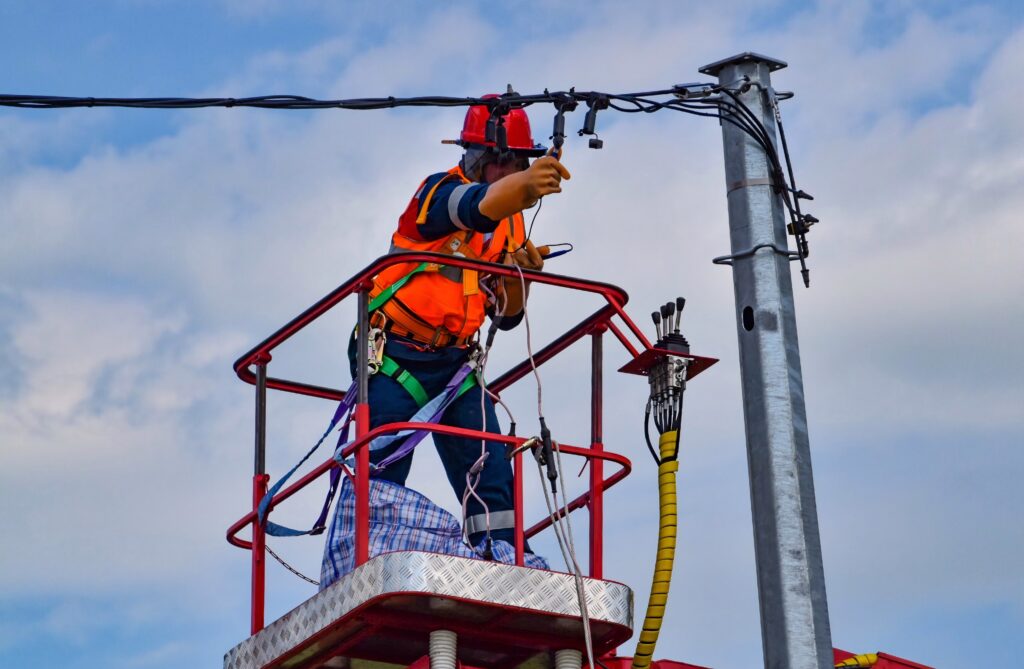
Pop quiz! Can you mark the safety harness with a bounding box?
[259,170,517,539]
[257,272,481,539]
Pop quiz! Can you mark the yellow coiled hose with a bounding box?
[836,654,878,667]
[631,429,679,669]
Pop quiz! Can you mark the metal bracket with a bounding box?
[712,242,800,266]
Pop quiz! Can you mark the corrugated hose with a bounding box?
[631,429,679,669]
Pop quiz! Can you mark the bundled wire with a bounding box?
[644,361,687,466]
[459,276,508,556]
[513,263,597,669]
[0,89,683,110]
[2,81,816,282]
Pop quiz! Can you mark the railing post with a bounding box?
[355,287,371,566]
[588,327,605,579]
[700,52,833,669]
[251,356,270,635]
[514,450,524,566]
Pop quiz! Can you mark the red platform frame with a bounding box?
[226,252,716,635]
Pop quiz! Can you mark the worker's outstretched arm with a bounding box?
[479,156,571,220]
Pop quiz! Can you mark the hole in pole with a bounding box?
[742,306,755,331]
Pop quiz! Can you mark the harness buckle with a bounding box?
[366,318,387,376]
[467,341,484,368]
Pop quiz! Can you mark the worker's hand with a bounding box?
[495,240,544,316]
[510,240,544,271]
[479,156,571,221]
[521,156,571,205]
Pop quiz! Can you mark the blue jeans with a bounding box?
[348,332,519,547]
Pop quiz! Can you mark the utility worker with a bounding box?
[352,97,570,556]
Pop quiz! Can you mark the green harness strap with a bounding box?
[367,261,430,313]
[378,354,478,408]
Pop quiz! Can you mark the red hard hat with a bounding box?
[458,94,547,156]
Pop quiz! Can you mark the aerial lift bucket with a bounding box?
[224,254,718,669]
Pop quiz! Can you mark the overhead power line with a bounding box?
[0,82,818,284]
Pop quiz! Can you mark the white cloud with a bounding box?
[0,290,251,597]
[1,3,1022,668]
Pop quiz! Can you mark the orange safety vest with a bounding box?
[371,166,526,343]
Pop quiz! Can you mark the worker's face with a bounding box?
[482,155,530,183]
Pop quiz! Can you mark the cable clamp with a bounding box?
[671,82,715,99]
[712,242,800,266]
[507,436,541,461]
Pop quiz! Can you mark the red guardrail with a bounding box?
[227,252,652,634]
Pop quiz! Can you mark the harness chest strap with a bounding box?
[369,228,482,308]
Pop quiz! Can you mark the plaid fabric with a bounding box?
[320,478,549,589]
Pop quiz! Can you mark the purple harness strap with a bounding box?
[370,362,476,471]
[259,378,358,536]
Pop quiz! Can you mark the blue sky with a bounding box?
[2,1,1023,668]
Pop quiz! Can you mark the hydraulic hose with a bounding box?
[631,429,679,669]
[836,654,878,668]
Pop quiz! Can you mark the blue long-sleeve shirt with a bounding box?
[414,173,500,240]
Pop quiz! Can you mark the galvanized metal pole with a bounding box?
[699,53,833,669]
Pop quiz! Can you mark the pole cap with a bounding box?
[699,52,788,76]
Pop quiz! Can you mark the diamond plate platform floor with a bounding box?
[225,551,634,669]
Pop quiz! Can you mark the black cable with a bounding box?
[717,88,810,248]
[511,194,545,255]
[719,92,793,203]
[0,87,692,112]
[771,94,812,286]
[3,82,815,281]
[524,196,542,245]
[643,399,661,466]
[0,86,786,167]
[1,86,795,195]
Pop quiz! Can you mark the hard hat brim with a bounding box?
[450,141,548,158]
[516,145,549,158]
